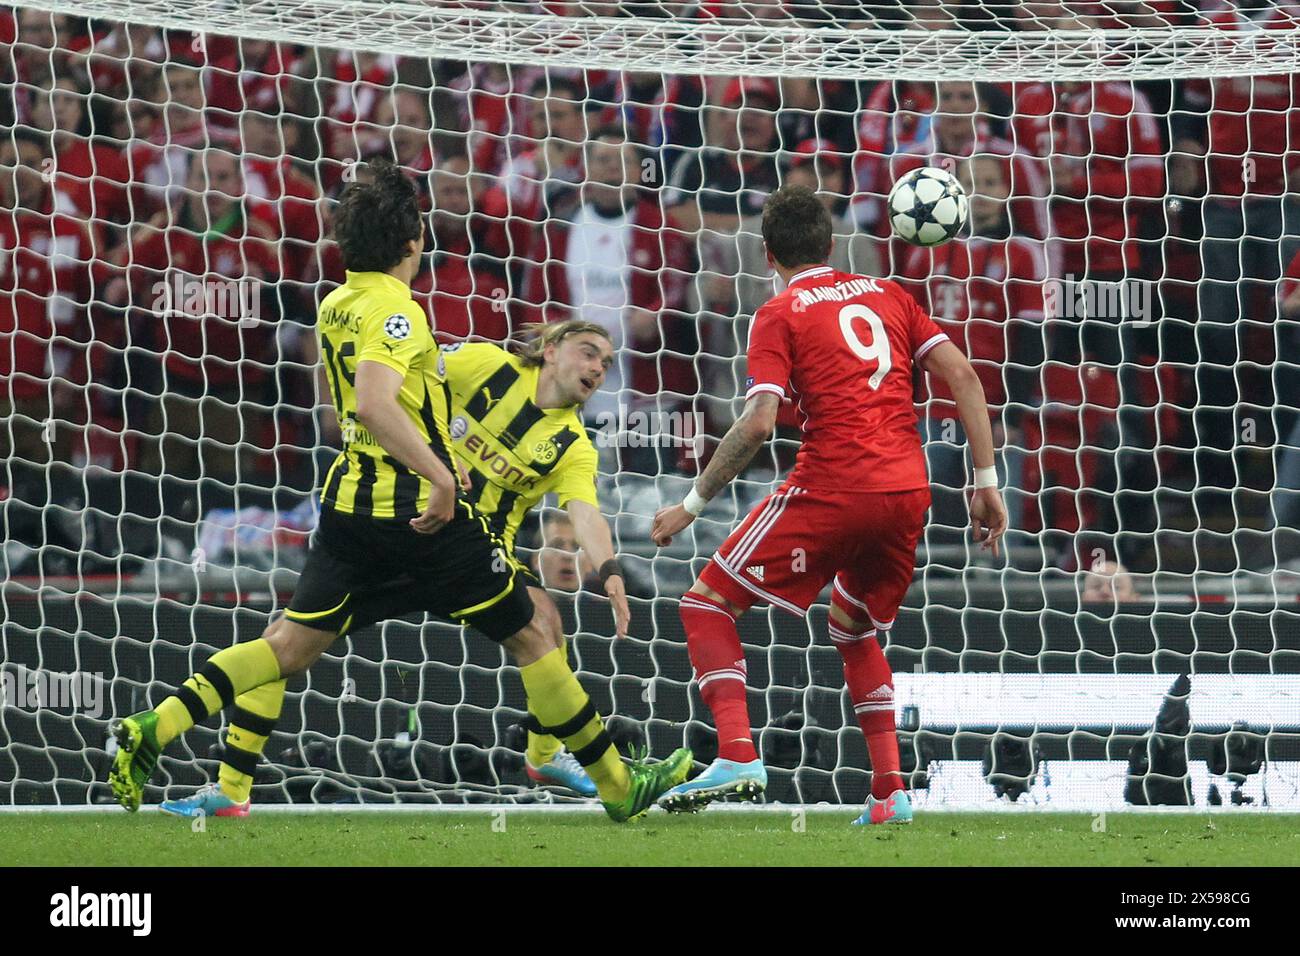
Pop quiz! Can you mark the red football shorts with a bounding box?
[698,483,931,629]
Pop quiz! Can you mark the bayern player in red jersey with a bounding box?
[651,185,1007,824]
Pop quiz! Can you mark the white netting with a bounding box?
[17,0,1300,80]
[2,1,1299,810]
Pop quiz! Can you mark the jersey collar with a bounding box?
[787,265,834,287]
[344,270,410,297]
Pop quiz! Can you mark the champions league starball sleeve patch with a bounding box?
[384,314,412,340]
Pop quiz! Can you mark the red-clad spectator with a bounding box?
[5,8,73,124]
[478,77,588,263]
[450,61,545,179]
[1015,80,1164,282]
[1022,360,1122,540]
[0,129,97,466]
[892,81,1049,244]
[526,131,692,430]
[413,154,513,344]
[902,171,1047,429]
[369,87,436,178]
[1184,2,1300,330]
[1010,76,1165,544]
[318,49,397,187]
[104,149,279,481]
[851,80,937,233]
[129,60,231,216]
[65,22,170,100]
[29,75,132,233]
[1185,3,1300,202]
[206,38,302,126]
[240,98,323,298]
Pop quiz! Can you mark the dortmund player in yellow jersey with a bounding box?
[168,321,634,804]
[107,160,689,822]
[388,323,631,794]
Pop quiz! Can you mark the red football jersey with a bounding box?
[745,266,949,493]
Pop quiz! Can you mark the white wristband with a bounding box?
[682,487,709,516]
[973,466,998,490]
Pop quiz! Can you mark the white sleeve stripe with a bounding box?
[914,332,950,360]
[745,382,786,400]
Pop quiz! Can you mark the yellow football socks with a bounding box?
[519,648,628,803]
[217,679,286,804]
[155,639,281,745]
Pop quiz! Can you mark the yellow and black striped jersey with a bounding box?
[441,342,598,551]
[316,271,454,520]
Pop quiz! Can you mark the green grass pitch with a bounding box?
[2,810,1297,866]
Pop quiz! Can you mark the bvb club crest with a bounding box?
[532,438,558,465]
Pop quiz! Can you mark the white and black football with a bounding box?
[887,166,969,247]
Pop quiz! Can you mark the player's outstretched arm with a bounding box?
[354,360,458,533]
[920,340,1008,555]
[651,393,780,547]
[567,499,630,638]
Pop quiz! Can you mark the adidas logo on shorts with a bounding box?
[745,565,765,582]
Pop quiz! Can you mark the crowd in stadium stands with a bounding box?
[3,0,1300,575]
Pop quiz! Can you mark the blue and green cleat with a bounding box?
[852,789,913,825]
[108,711,162,812]
[160,783,251,818]
[657,757,767,813]
[526,750,598,797]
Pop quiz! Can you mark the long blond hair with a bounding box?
[515,320,613,368]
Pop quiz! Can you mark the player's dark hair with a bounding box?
[332,158,423,273]
[761,184,833,269]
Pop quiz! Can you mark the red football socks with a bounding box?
[833,621,904,799]
[681,593,758,763]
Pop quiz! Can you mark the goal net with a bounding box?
[3,0,1300,812]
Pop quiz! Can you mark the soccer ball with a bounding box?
[887,166,969,247]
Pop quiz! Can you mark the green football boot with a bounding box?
[108,711,162,812]
[602,747,693,823]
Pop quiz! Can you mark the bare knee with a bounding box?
[264,618,334,676]
[828,602,871,634]
[687,580,745,618]
[528,586,564,639]
[503,603,562,666]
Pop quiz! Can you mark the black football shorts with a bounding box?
[284,501,534,642]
